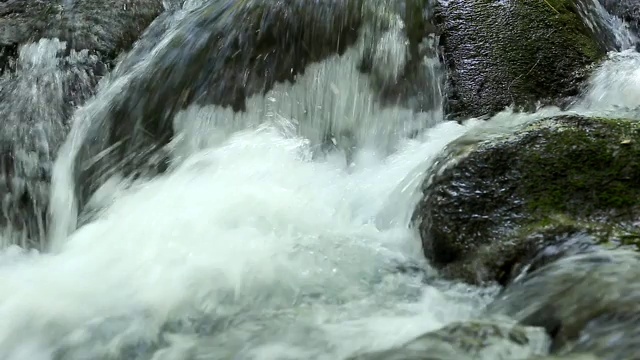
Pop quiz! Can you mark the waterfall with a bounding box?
[48,0,446,248]
[0,39,99,249]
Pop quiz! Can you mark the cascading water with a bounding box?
[0,38,99,249]
[1,0,640,359]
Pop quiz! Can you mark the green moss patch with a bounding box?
[519,117,640,220]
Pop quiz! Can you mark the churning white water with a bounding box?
[0,120,500,359]
[2,1,640,359]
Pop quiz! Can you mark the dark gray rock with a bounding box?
[0,39,103,247]
[0,0,164,246]
[360,0,443,113]
[435,0,608,120]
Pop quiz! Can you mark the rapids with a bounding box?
[1,0,640,359]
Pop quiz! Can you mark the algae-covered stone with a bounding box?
[349,320,549,360]
[412,115,640,284]
[487,249,640,357]
[436,0,608,119]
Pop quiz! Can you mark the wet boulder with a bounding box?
[349,319,549,359]
[435,0,609,119]
[412,115,640,284]
[487,249,640,358]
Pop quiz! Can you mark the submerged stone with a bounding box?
[435,0,608,119]
[487,249,640,358]
[412,115,640,285]
[349,319,549,360]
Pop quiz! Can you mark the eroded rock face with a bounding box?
[435,0,608,119]
[412,115,640,284]
[0,39,105,246]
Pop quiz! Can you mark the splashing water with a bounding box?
[47,0,445,248]
[574,49,640,114]
[0,120,499,359]
[580,0,638,51]
[1,0,640,359]
[2,2,485,358]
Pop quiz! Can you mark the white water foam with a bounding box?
[0,119,499,359]
[574,49,640,114]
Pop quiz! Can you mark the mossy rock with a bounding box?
[412,115,640,284]
[435,0,609,119]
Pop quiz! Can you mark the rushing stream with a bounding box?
[1,1,640,359]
